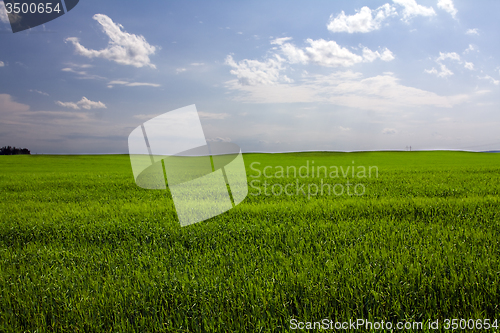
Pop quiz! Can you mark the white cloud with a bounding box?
[61,66,107,80]
[466,28,479,35]
[380,49,396,61]
[176,68,187,74]
[437,0,457,19]
[56,101,80,110]
[479,75,499,85]
[279,42,309,64]
[225,54,292,86]
[277,39,394,68]
[382,128,397,135]
[0,94,125,154]
[437,52,460,62]
[303,39,364,67]
[56,97,107,110]
[0,94,30,113]
[426,52,463,78]
[29,89,49,96]
[107,80,160,88]
[62,67,86,75]
[0,1,8,24]
[392,0,436,21]
[66,14,157,68]
[198,112,230,120]
[436,64,454,78]
[270,37,293,45]
[464,44,475,54]
[207,137,232,142]
[190,63,205,66]
[327,4,397,33]
[67,63,94,69]
[226,71,469,111]
[424,67,438,75]
[339,126,351,131]
[133,113,160,120]
[0,61,4,67]
[362,47,395,62]
[464,62,474,70]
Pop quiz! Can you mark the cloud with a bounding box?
[107,80,160,88]
[56,101,80,110]
[424,67,438,75]
[207,137,232,142]
[0,94,30,113]
[74,97,106,110]
[56,97,107,110]
[425,64,453,78]
[225,71,469,111]
[479,75,499,85]
[339,126,351,132]
[133,113,160,120]
[29,89,49,96]
[61,66,107,80]
[464,44,475,53]
[270,37,293,45]
[69,63,94,69]
[464,62,474,70]
[437,0,457,19]
[426,52,465,78]
[0,61,4,67]
[392,0,436,21]
[0,1,8,24]
[294,39,364,66]
[327,4,397,33]
[225,54,292,86]
[277,41,309,64]
[191,63,205,66]
[466,28,479,35]
[66,14,157,68]
[198,112,230,120]
[0,94,126,154]
[362,47,395,62]
[382,128,397,135]
[276,39,394,68]
[62,67,86,75]
[436,52,460,62]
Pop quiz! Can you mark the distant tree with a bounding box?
[0,146,31,155]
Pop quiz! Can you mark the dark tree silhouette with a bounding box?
[0,146,31,155]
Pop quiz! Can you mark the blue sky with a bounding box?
[1,0,499,153]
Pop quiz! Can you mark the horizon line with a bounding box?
[21,148,500,155]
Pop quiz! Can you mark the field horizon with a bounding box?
[21,149,500,156]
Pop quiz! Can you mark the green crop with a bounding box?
[0,151,499,332]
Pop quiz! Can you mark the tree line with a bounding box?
[0,146,31,155]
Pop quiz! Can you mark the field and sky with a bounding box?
[1,0,500,153]
[1,0,500,332]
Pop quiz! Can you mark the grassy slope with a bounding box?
[0,152,499,332]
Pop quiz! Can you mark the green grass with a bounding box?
[1,151,500,332]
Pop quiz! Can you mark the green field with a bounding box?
[1,151,500,332]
